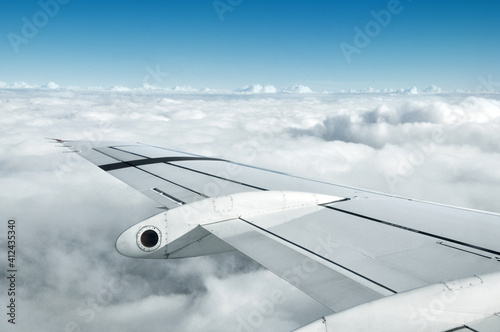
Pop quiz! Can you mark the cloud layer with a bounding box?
[1,87,500,331]
[3,81,499,94]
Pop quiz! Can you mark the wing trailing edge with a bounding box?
[295,271,500,332]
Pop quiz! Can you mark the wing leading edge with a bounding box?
[55,140,500,331]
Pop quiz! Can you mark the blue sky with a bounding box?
[1,0,499,91]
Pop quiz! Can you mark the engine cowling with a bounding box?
[115,191,343,259]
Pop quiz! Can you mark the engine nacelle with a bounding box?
[115,191,343,259]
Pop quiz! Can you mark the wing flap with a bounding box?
[204,199,500,305]
[204,217,385,312]
[462,314,500,332]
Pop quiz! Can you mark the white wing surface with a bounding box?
[55,139,500,331]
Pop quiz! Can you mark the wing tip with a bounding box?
[46,137,67,143]
[46,138,81,152]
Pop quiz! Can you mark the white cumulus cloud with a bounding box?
[235,84,278,94]
[282,84,313,93]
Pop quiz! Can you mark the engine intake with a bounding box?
[136,226,161,252]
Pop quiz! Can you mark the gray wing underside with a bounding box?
[60,140,500,315]
[448,314,500,332]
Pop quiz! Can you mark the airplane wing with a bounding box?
[54,139,500,331]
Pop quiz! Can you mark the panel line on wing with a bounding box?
[437,242,493,260]
[94,147,208,199]
[135,166,209,198]
[118,144,205,158]
[110,145,203,159]
[166,161,269,191]
[229,161,395,198]
[444,327,479,332]
[99,156,226,171]
[91,147,124,162]
[239,217,398,294]
[109,145,149,158]
[151,187,185,205]
[325,206,500,257]
[110,146,269,192]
